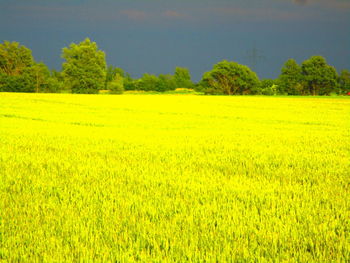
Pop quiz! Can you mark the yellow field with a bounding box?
[0,93,349,262]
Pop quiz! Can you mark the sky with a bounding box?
[1,0,349,81]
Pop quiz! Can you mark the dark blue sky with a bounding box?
[1,0,349,81]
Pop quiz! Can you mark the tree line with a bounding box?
[1,39,349,96]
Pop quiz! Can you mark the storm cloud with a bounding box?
[0,0,349,81]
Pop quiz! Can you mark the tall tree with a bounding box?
[278,59,304,95]
[200,60,259,95]
[339,69,350,95]
[0,41,34,76]
[0,41,50,92]
[139,73,158,91]
[157,74,176,92]
[107,73,124,94]
[0,41,37,92]
[301,56,338,96]
[62,38,106,94]
[174,67,193,89]
[105,66,125,88]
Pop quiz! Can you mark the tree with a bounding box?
[174,67,194,89]
[106,65,134,92]
[0,41,36,92]
[301,56,338,96]
[200,60,259,95]
[105,66,124,88]
[0,41,34,76]
[339,69,350,95]
[107,73,124,94]
[124,79,139,91]
[62,38,106,94]
[139,73,158,91]
[0,72,35,93]
[278,59,304,95]
[156,74,176,92]
[259,79,278,95]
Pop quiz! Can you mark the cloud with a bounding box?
[4,0,349,27]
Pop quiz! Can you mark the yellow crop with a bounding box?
[0,93,349,262]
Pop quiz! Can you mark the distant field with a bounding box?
[0,93,349,262]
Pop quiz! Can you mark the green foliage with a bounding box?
[139,73,158,91]
[108,73,124,94]
[277,57,340,96]
[301,56,338,96]
[260,79,278,95]
[0,70,35,92]
[174,67,194,89]
[45,77,64,93]
[156,74,176,92]
[106,66,124,88]
[47,70,65,93]
[339,69,350,94]
[278,59,304,95]
[62,38,107,94]
[108,82,124,94]
[133,73,177,92]
[0,39,346,97]
[194,82,211,94]
[32,62,51,93]
[124,79,139,91]
[105,65,134,93]
[0,41,36,92]
[201,60,260,95]
[0,41,34,76]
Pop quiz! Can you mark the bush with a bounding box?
[108,82,124,94]
[71,78,100,94]
[0,74,35,93]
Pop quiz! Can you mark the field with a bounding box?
[0,93,349,262]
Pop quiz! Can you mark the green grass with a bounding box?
[0,93,349,262]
